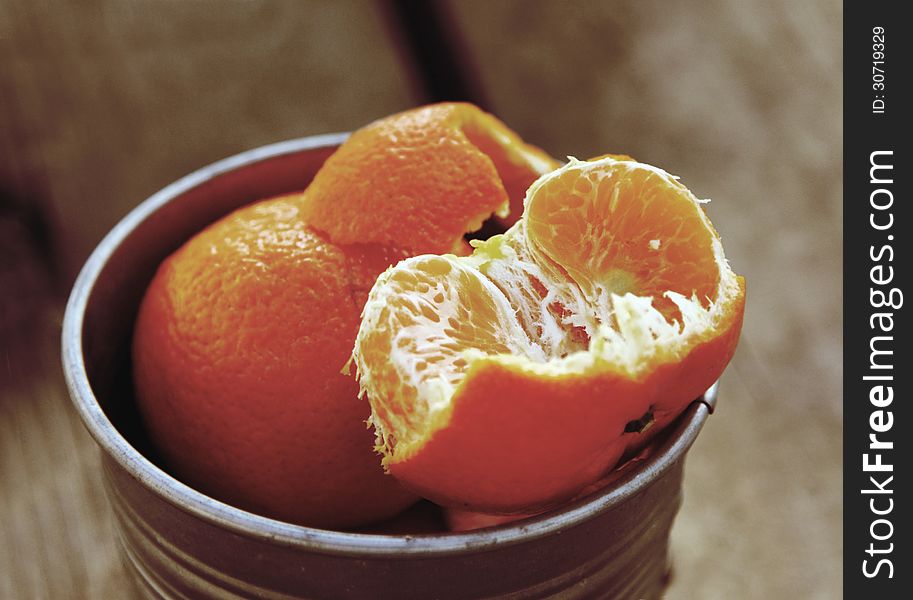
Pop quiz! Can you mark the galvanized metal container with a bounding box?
[62,135,716,599]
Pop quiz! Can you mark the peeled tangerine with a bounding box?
[352,156,746,514]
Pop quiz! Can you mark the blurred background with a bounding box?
[1,1,841,598]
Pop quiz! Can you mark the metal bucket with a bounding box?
[62,135,716,599]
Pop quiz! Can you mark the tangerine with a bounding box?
[352,156,745,513]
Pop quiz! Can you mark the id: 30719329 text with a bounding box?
[872,27,886,114]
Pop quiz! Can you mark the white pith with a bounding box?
[352,156,741,459]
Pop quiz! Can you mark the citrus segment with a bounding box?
[525,160,721,322]
[352,156,745,513]
[356,255,542,459]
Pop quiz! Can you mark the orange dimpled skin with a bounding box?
[133,197,417,527]
[300,102,559,253]
[132,103,558,528]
